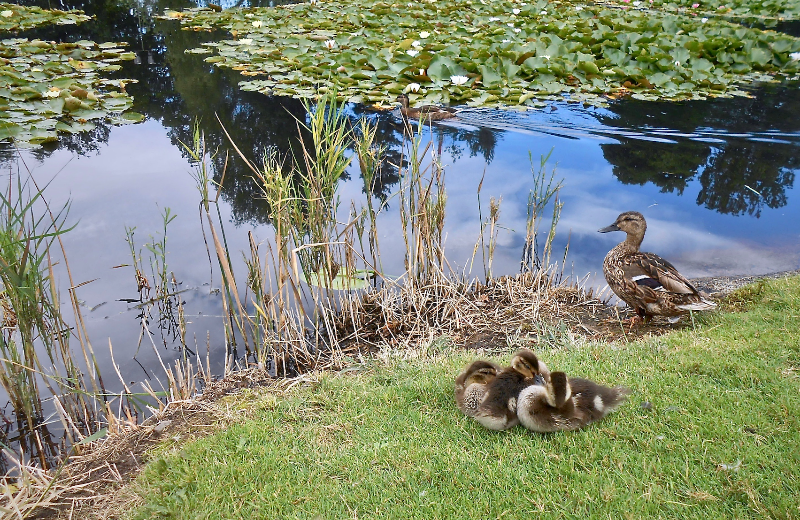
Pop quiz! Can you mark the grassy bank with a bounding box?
[120,276,799,519]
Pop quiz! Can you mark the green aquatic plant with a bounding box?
[0,38,143,146]
[0,3,90,32]
[163,0,800,107]
[647,0,800,26]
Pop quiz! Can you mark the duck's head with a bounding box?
[396,94,410,109]
[461,360,498,386]
[598,211,646,241]
[510,348,548,379]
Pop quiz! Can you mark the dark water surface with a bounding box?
[4,0,800,419]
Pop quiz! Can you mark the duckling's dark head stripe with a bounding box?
[632,274,665,291]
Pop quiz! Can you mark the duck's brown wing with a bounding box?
[624,252,699,295]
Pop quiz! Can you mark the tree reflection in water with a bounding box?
[598,82,800,217]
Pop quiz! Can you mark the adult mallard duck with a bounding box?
[396,94,457,121]
[473,349,548,431]
[454,360,500,418]
[517,372,630,433]
[598,211,716,323]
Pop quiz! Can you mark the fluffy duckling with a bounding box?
[599,211,716,323]
[473,349,549,431]
[517,372,630,432]
[397,94,457,121]
[454,360,501,418]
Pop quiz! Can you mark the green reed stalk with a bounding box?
[353,118,386,275]
[521,149,563,273]
[145,207,177,301]
[398,122,447,284]
[0,175,87,465]
[181,121,250,356]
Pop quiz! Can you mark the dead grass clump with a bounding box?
[329,268,657,355]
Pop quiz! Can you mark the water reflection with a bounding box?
[597,85,800,217]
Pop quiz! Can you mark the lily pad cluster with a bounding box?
[0,38,143,146]
[0,3,90,32]
[642,0,800,25]
[163,0,800,108]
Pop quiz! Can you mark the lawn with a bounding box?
[129,276,800,519]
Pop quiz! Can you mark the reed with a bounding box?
[0,175,86,466]
[181,122,250,358]
[125,208,187,351]
[521,149,563,274]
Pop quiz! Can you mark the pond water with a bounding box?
[3,0,800,437]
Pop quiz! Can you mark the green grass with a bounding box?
[130,276,800,519]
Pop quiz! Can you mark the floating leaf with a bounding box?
[0,36,139,146]
[160,0,800,108]
[299,269,373,290]
[0,3,90,32]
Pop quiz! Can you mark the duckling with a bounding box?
[598,211,716,324]
[454,360,501,417]
[396,94,457,121]
[473,349,549,431]
[517,372,630,432]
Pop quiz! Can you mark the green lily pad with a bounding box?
[299,268,374,290]
[0,3,91,32]
[161,0,800,108]
[0,36,141,147]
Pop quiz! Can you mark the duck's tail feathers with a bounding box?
[676,298,717,311]
[597,386,630,417]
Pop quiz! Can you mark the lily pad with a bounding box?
[0,37,141,146]
[0,3,91,32]
[161,0,800,108]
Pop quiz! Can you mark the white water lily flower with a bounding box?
[43,89,61,98]
[1,10,12,17]
[701,17,708,22]
[408,82,421,92]
[245,13,254,17]
[407,49,419,57]
[489,16,500,21]
[412,40,422,48]
[310,0,317,4]
[540,10,547,14]
[507,22,514,27]
[512,8,521,14]
[420,31,430,38]
[502,39,511,43]
[632,1,640,5]
[239,38,253,45]
[791,52,800,61]
[324,40,337,49]
[252,20,263,27]
[675,60,681,66]
[543,54,550,60]
[514,28,521,33]
[575,5,582,10]
[450,75,469,85]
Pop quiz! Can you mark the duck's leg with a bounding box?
[625,308,648,331]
